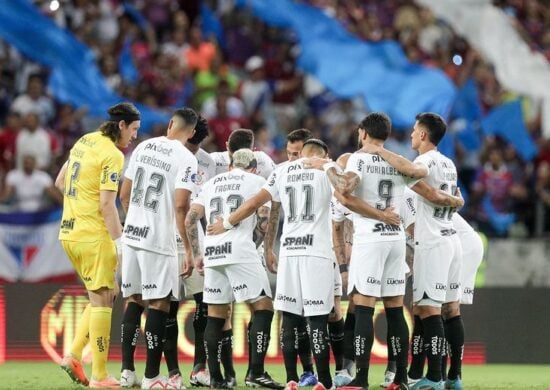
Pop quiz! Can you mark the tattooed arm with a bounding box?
[303,157,359,195]
[253,205,270,248]
[185,203,205,273]
[264,201,281,273]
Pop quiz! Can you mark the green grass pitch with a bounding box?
[0,362,549,389]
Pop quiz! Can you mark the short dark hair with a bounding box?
[173,107,198,129]
[415,112,447,145]
[302,138,328,155]
[287,128,313,143]
[228,129,254,153]
[187,115,209,145]
[99,102,140,142]
[359,112,391,141]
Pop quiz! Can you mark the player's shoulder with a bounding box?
[254,150,274,164]
[210,150,229,163]
[197,148,215,164]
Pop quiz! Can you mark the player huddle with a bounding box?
[57,104,483,390]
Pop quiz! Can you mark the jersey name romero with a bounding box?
[123,136,197,255]
[264,158,333,258]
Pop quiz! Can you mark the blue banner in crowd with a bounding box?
[119,38,139,86]
[0,0,169,132]
[201,3,226,49]
[481,100,538,161]
[237,0,457,128]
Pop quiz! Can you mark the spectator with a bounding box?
[207,94,247,151]
[184,26,217,73]
[535,162,550,235]
[1,155,62,212]
[0,111,21,173]
[201,79,244,120]
[15,112,59,171]
[10,74,54,125]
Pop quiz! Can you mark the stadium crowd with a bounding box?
[0,0,549,237]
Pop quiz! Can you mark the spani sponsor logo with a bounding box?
[282,234,314,247]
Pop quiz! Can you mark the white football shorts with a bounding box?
[459,231,483,305]
[413,234,462,305]
[348,240,407,298]
[275,256,334,316]
[121,243,180,301]
[203,262,272,304]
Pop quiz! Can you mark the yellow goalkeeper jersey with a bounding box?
[59,131,124,242]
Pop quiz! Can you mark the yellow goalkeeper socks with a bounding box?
[70,303,91,361]
[89,307,113,380]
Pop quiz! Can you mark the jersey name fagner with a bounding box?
[213,173,245,193]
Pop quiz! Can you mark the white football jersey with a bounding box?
[413,149,458,242]
[263,158,333,258]
[123,136,197,255]
[210,150,276,179]
[345,152,412,244]
[401,187,417,230]
[176,147,215,253]
[195,148,216,188]
[194,168,266,267]
[331,197,352,223]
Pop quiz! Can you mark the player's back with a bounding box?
[414,149,458,242]
[59,131,123,242]
[346,151,410,243]
[200,169,266,265]
[211,150,275,179]
[123,136,197,255]
[268,158,333,259]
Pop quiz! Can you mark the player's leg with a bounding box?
[407,305,425,385]
[274,256,303,388]
[120,243,145,388]
[139,248,180,388]
[442,235,465,390]
[340,243,385,390]
[342,302,356,377]
[301,256,334,390]
[84,239,119,388]
[381,241,409,390]
[296,316,316,387]
[203,265,233,388]
[329,265,345,376]
[411,241,454,389]
[120,295,144,388]
[220,306,236,385]
[190,291,210,386]
[59,241,92,386]
[164,299,183,388]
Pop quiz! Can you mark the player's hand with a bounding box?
[194,256,205,276]
[303,157,330,170]
[207,217,225,235]
[265,250,278,273]
[454,187,464,208]
[361,143,382,155]
[380,207,400,226]
[180,252,194,279]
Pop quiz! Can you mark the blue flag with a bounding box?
[238,0,456,128]
[481,100,538,160]
[119,38,139,85]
